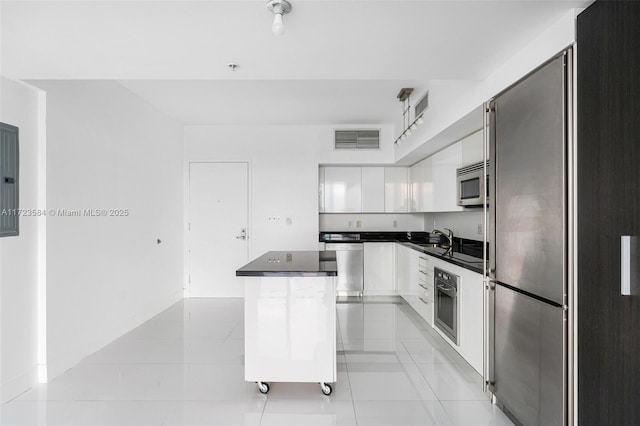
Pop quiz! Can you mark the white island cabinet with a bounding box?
[236,251,338,396]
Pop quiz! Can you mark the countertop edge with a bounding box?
[235,250,338,277]
[399,242,484,275]
[236,271,338,277]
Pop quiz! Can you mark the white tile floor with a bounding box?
[1,297,514,425]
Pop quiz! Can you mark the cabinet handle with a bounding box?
[621,236,636,296]
[419,297,430,304]
[419,283,429,290]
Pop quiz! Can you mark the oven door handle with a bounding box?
[437,283,457,297]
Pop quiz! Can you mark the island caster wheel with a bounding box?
[320,382,332,395]
[257,382,270,394]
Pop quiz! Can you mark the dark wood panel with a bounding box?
[578,1,640,425]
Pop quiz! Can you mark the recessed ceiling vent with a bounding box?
[415,91,429,117]
[334,130,380,150]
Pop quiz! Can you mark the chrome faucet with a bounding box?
[432,228,454,255]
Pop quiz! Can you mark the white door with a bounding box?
[189,162,248,297]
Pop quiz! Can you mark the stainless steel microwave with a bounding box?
[456,161,488,206]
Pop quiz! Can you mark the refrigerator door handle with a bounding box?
[487,100,497,280]
[486,280,496,391]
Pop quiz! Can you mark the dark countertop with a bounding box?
[400,242,484,275]
[320,232,485,275]
[236,250,338,277]
[320,231,429,243]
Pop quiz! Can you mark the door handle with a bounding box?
[621,235,637,295]
[236,228,247,240]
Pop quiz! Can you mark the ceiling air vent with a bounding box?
[415,91,429,117]
[334,130,380,150]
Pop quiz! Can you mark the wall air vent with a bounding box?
[334,130,380,150]
[415,91,429,117]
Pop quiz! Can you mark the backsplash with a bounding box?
[319,213,425,232]
[320,211,486,239]
[424,210,485,241]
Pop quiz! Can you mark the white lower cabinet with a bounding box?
[394,243,413,299]
[415,254,435,326]
[395,243,484,374]
[363,242,395,295]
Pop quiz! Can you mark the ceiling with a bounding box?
[1,0,589,125]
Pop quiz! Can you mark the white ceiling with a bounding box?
[1,0,589,125]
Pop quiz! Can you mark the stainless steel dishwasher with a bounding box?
[325,241,364,296]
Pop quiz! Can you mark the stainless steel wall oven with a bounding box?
[434,267,459,345]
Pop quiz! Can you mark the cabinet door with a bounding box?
[318,167,325,213]
[361,167,385,213]
[364,243,394,295]
[409,160,428,212]
[395,244,411,298]
[416,254,435,325]
[458,269,484,374]
[577,2,640,424]
[432,143,463,212]
[409,163,420,212]
[461,130,484,166]
[415,157,434,212]
[324,167,362,212]
[384,167,408,213]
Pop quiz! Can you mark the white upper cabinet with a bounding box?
[319,166,410,213]
[432,142,463,212]
[361,167,385,213]
[318,167,325,213]
[409,157,434,212]
[384,167,409,212]
[323,167,362,212]
[461,130,484,166]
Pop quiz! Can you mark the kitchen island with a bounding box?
[236,250,338,395]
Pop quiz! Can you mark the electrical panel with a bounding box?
[0,122,19,237]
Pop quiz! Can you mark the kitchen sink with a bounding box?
[417,245,484,264]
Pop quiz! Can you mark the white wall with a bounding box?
[0,77,42,402]
[319,213,425,232]
[31,81,184,379]
[184,124,394,261]
[424,211,485,241]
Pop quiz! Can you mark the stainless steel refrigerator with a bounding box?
[488,50,570,426]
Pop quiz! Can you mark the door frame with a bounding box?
[183,160,252,298]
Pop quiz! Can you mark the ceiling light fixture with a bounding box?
[267,0,292,36]
[393,88,427,148]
